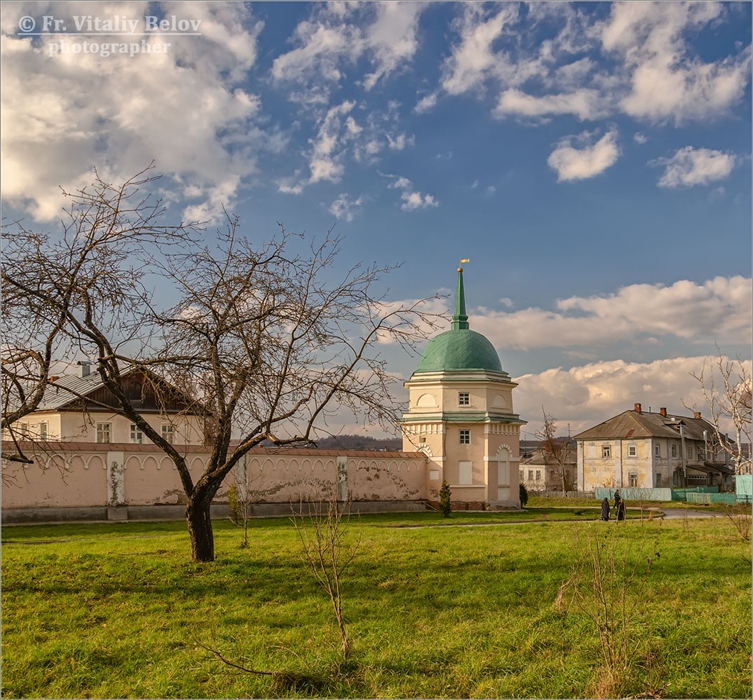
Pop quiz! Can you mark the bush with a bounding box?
[519,483,528,507]
[439,480,452,518]
[227,484,242,526]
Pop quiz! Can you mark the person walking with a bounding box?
[613,490,621,512]
[617,497,626,521]
[600,497,610,521]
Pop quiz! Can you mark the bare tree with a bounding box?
[2,166,192,468]
[690,352,751,475]
[536,409,575,493]
[3,169,440,562]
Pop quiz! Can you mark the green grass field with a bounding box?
[2,508,751,698]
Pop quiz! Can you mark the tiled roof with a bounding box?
[35,372,109,411]
[574,410,723,442]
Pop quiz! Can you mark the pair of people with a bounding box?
[600,490,626,521]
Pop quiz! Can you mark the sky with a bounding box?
[2,1,751,438]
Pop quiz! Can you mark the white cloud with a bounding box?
[634,132,648,144]
[387,175,439,212]
[272,3,424,102]
[441,5,517,96]
[361,3,423,91]
[495,87,608,121]
[1,1,265,222]
[400,192,438,212]
[515,355,752,436]
[414,92,438,113]
[308,100,356,184]
[430,2,748,127]
[547,129,620,182]
[602,2,751,125]
[278,101,415,193]
[652,147,737,188]
[472,276,752,350]
[329,193,363,222]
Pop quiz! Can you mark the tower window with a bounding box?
[459,429,470,444]
[458,392,470,406]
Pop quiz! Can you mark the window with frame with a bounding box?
[39,422,48,440]
[654,443,661,457]
[528,469,533,481]
[687,445,692,459]
[628,445,637,457]
[671,444,677,458]
[161,424,175,444]
[458,392,470,406]
[96,422,111,444]
[697,446,704,460]
[130,424,144,444]
[19,422,29,436]
[459,429,470,445]
[535,470,541,481]
[655,473,662,487]
[629,473,638,487]
[519,469,524,481]
[602,445,611,458]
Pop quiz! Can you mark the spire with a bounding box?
[452,260,470,330]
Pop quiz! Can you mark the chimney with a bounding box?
[77,360,92,378]
[694,411,701,420]
[634,403,642,414]
[660,407,667,417]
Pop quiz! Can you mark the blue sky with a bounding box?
[2,1,751,436]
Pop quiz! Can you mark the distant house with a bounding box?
[520,441,577,492]
[574,403,734,491]
[8,361,206,446]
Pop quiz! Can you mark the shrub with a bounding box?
[439,480,452,518]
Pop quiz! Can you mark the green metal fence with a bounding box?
[685,492,737,505]
[594,487,672,502]
[594,486,721,502]
[736,475,752,504]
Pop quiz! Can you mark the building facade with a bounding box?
[520,443,577,492]
[574,403,733,492]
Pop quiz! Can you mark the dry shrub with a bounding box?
[557,525,660,698]
[291,496,361,659]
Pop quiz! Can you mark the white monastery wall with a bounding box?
[2,443,428,511]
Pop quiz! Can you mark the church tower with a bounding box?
[401,264,525,509]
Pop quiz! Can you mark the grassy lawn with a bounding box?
[2,512,750,698]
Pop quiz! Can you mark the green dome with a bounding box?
[414,265,503,374]
[416,328,502,373]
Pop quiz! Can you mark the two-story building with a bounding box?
[574,403,733,491]
[9,361,206,446]
[520,441,577,492]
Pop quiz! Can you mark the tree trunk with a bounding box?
[186,497,215,562]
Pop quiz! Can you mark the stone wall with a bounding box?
[2,442,429,520]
